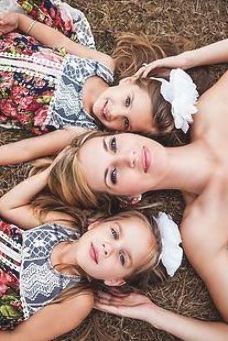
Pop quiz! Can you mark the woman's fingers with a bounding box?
[94,302,123,316]
[95,296,123,306]
[96,292,143,307]
[96,290,129,300]
[141,60,167,77]
[134,65,146,78]
[51,146,70,168]
[96,292,124,306]
[134,60,173,79]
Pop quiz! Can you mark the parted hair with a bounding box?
[112,33,212,135]
[52,209,163,304]
[31,131,121,213]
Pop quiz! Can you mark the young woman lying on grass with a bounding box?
[28,51,228,338]
[0,152,183,339]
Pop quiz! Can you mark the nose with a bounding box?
[117,150,136,168]
[102,242,113,257]
[108,109,121,122]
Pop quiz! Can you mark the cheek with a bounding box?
[119,172,144,195]
[86,165,105,192]
[107,120,123,131]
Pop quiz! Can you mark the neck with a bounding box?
[84,77,108,115]
[51,241,80,274]
[152,142,213,195]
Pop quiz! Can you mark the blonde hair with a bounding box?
[31,130,120,213]
[105,210,162,281]
[112,32,167,79]
[112,33,212,135]
[52,209,163,304]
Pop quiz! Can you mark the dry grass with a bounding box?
[1,0,227,340]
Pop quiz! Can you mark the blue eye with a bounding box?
[125,96,131,107]
[119,252,125,266]
[110,168,117,185]
[111,227,118,239]
[109,137,117,153]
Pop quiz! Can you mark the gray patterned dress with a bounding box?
[0,220,82,329]
[0,1,114,134]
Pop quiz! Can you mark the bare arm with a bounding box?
[136,39,228,77]
[0,167,51,228]
[0,291,93,341]
[0,127,85,165]
[183,39,228,68]
[0,12,114,71]
[95,292,228,341]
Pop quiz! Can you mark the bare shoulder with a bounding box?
[71,288,94,309]
[181,170,228,270]
[181,198,228,321]
[181,172,227,256]
[181,169,228,321]
[200,69,228,100]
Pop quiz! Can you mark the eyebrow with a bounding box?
[117,221,133,268]
[131,91,134,109]
[128,91,134,131]
[103,138,108,152]
[103,138,111,189]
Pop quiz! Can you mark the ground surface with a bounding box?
[1,0,227,340]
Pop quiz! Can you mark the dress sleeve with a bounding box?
[15,0,96,48]
[0,0,24,12]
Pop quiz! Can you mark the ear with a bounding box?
[119,194,142,208]
[130,194,142,205]
[104,278,126,287]
[119,76,135,85]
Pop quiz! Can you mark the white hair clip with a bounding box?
[150,68,199,133]
[154,212,183,277]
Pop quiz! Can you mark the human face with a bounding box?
[78,133,167,196]
[92,79,156,133]
[76,215,156,284]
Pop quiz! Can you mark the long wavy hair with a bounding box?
[31,130,120,214]
[112,33,212,135]
[52,210,163,304]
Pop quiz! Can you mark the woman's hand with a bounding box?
[134,52,193,78]
[48,146,70,172]
[95,291,156,322]
[0,12,19,34]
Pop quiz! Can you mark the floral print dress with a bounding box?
[0,0,113,134]
[0,218,81,329]
[0,220,23,329]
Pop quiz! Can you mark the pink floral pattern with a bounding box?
[0,0,97,134]
[17,0,75,39]
[0,220,23,329]
[0,32,56,134]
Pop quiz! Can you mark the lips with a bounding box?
[142,146,151,173]
[101,100,110,121]
[89,242,99,264]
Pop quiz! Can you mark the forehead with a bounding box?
[122,84,154,132]
[78,136,107,192]
[118,215,155,266]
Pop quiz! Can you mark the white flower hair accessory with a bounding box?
[149,68,199,133]
[154,212,183,277]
